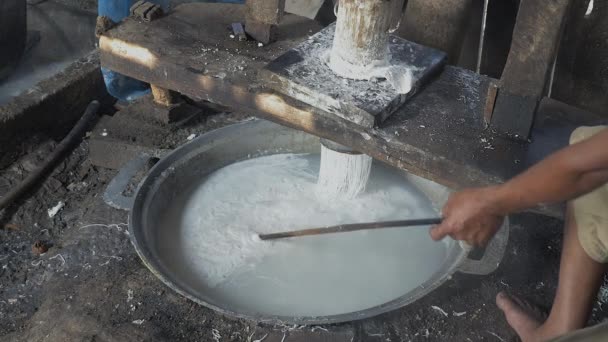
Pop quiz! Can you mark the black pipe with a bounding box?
[0,100,100,211]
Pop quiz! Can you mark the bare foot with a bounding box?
[496,292,553,342]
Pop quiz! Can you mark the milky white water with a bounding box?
[157,153,453,317]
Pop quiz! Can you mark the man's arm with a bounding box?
[430,128,608,246]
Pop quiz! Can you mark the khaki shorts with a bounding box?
[570,126,608,263]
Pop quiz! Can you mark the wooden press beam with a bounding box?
[96,2,605,219]
[491,0,572,139]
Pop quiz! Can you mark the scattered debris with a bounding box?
[31,240,49,255]
[78,222,129,233]
[431,305,449,317]
[48,253,66,267]
[487,331,505,341]
[101,129,108,137]
[187,134,196,141]
[586,0,594,16]
[231,23,247,41]
[253,334,268,342]
[419,125,426,128]
[127,289,134,303]
[47,201,65,218]
[597,275,608,305]
[212,328,221,342]
[453,311,467,317]
[230,34,235,39]
[257,42,264,47]
[3,223,20,231]
[7,298,17,305]
[67,181,88,192]
[132,319,145,325]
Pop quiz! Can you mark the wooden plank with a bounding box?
[491,0,572,139]
[246,0,285,24]
[260,24,446,127]
[97,2,604,218]
[397,0,472,62]
[245,0,285,43]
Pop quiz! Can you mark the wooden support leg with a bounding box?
[245,0,285,44]
[148,85,202,124]
[150,84,181,107]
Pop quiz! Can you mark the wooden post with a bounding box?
[150,84,180,107]
[245,0,286,44]
[491,0,572,139]
[396,0,472,64]
[329,0,405,80]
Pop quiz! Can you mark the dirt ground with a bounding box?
[0,108,606,342]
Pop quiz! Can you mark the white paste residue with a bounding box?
[323,50,418,95]
[326,0,418,94]
[329,0,391,80]
[586,0,594,16]
[157,153,453,317]
[316,145,372,199]
[385,65,416,94]
[47,201,65,218]
[328,48,390,80]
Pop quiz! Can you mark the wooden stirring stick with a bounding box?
[259,217,443,241]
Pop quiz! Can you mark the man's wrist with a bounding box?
[489,184,516,216]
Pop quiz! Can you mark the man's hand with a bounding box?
[430,187,505,247]
[428,127,608,247]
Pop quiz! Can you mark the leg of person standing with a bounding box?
[497,126,608,342]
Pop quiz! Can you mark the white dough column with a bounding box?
[329,0,406,80]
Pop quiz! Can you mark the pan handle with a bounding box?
[103,153,162,211]
[457,218,510,275]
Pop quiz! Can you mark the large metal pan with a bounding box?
[104,119,509,325]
